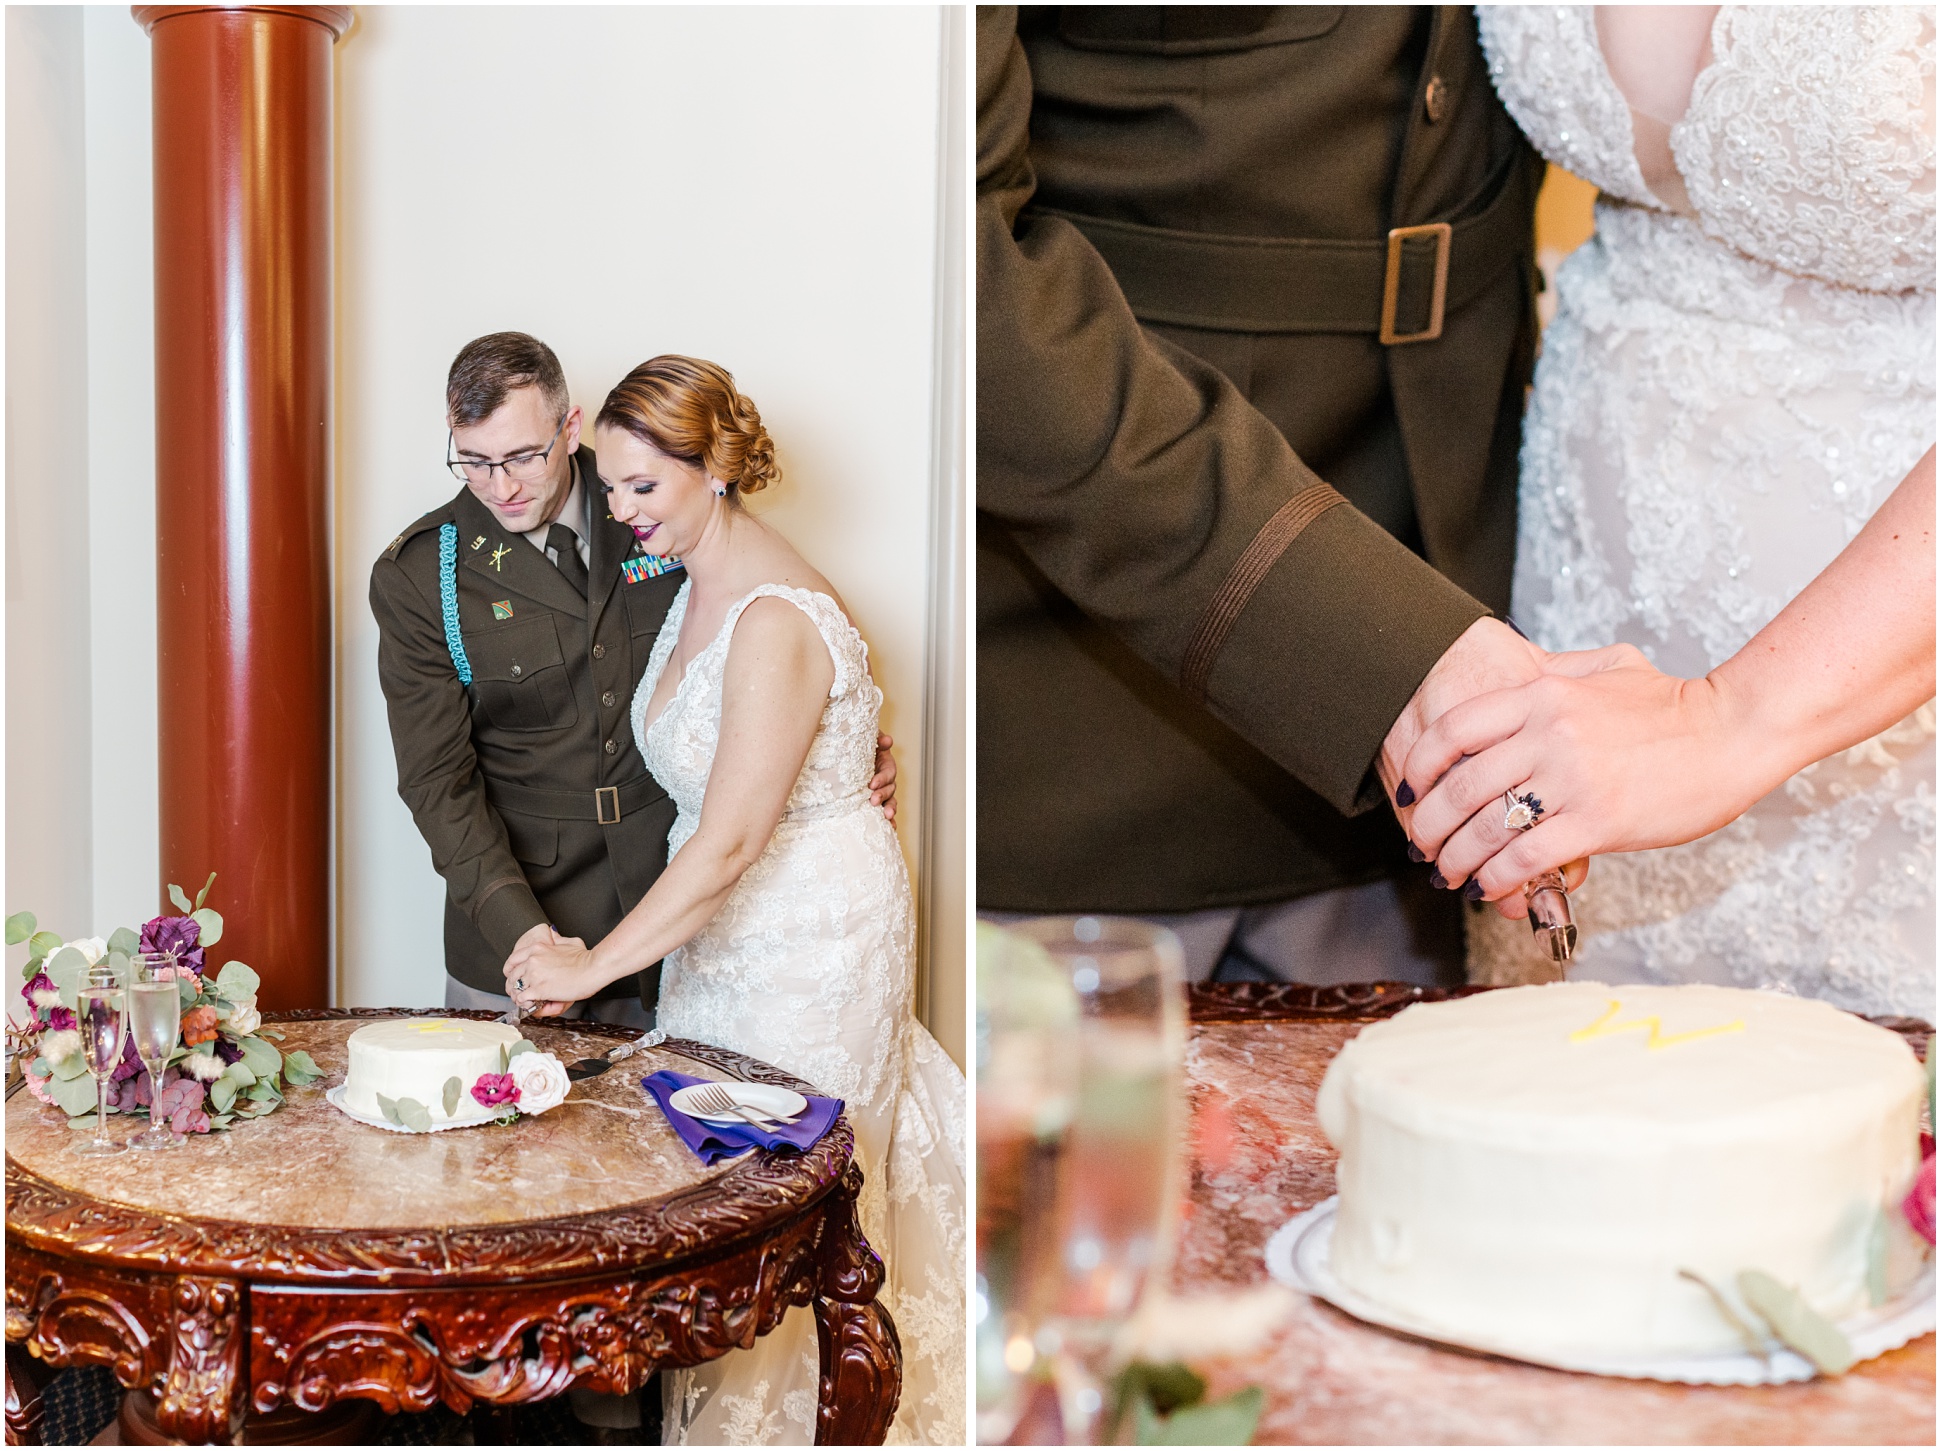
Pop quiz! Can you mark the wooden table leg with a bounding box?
[812,1165,902,1446]
[4,1342,52,1445]
[154,1276,243,1444]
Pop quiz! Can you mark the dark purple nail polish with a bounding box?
[1406,842,1426,863]
[1395,781,1416,807]
[1463,879,1484,902]
[1430,870,1448,890]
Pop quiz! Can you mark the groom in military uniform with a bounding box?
[978,6,1557,982]
[371,333,896,1023]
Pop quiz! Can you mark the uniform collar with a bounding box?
[453,486,588,620]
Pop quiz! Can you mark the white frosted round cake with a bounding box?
[341,1018,523,1125]
[1315,982,1925,1359]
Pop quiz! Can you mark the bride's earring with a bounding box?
[714,485,727,497]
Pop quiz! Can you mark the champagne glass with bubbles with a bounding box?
[74,963,130,1156]
[1011,916,1186,1443]
[128,953,183,1150]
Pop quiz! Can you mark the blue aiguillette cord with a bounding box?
[438,523,473,685]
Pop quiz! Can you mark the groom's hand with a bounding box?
[1380,617,1547,808]
[1380,618,1587,919]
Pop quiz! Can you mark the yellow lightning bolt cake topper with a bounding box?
[1569,998,1745,1051]
[489,543,511,572]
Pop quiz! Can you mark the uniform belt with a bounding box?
[1032,149,1536,342]
[486,775,663,825]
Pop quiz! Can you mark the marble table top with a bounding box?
[1178,1016,1936,1446]
[6,1017,734,1232]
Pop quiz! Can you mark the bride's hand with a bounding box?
[870,732,899,822]
[503,929,600,1012]
[1399,643,1773,904]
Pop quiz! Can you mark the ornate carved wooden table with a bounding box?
[5,1010,900,1445]
[1170,983,1935,1446]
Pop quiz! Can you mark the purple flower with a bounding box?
[470,1073,520,1109]
[23,970,54,1001]
[111,1035,144,1082]
[45,1006,76,1033]
[139,916,205,980]
[214,1037,243,1066]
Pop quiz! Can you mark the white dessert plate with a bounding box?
[325,1082,508,1134]
[669,1081,807,1126]
[1265,1196,1935,1386]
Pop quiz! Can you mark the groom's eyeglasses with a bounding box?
[448,415,566,485]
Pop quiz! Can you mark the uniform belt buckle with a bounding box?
[1380,221,1452,345]
[596,786,622,825]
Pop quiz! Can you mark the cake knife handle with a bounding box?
[1524,869,1578,973]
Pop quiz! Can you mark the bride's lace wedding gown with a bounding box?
[634,580,967,1445]
[1473,7,1935,1015]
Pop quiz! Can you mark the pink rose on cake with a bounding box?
[508,1051,571,1115]
[470,1072,519,1109]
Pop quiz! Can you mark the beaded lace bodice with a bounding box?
[630,579,966,1446]
[1471,6,1935,1015]
[636,581,885,849]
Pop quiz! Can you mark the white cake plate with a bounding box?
[1265,1196,1935,1385]
[326,1082,509,1134]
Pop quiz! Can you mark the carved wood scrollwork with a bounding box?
[812,1160,901,1445]
[4,1244,166,1398]
[247,1213,827,1419]
[158,1275,243,1443]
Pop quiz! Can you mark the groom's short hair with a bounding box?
[446,332,569,428]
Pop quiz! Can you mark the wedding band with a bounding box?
[1503,788,1545,832]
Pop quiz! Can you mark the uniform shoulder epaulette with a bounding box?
[380,501,457,563]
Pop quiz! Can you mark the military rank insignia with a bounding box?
[491,601,514,620]
[623,554,683,585]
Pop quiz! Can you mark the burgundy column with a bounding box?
[135,5,350,1011]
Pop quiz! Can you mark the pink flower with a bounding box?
[22,1065,54,1107]
[152,1074,211,1135]
[470,1072,520,1109]
[1905,1139,1935,1246]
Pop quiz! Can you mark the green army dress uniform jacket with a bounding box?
[977,5,1544,913]
[369,446,683,1000]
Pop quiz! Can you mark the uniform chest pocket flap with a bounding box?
[1057,6,1342,55]
[467,616,579,733]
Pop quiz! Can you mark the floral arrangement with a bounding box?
[6,874,321,1134]
[373,1037,571,1131]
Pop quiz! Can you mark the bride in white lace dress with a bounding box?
[1398,7,1934,1016]
[505,356,966,1444]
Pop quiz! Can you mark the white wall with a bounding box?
[332,8,954,1037]
[5,6,963,1065]
[6,6,166,1012]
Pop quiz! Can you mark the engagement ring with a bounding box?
[1503,788,1545,832]
[514,978,526,992]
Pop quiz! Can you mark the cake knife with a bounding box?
[564,1028,666,1081]
[1523,869,1578,976]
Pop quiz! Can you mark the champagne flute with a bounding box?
[128,953,184,1150]
[1010,916,1186,1444]
[74,963,130,1156]
[975,922,1081,1443]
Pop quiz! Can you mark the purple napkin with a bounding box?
[642,1069,841,1166]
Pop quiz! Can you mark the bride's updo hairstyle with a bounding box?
[596,355,780,499]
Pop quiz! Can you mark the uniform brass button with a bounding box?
[604,739,617,755]
[602,691,617,708]
[509,664,523,679]
[1424,75,1447,124]
[592,643,606,659]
